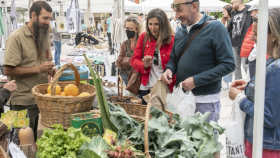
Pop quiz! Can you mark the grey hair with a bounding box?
[123,14,143,36]
[238,0,244,3]
[186,0,200,12]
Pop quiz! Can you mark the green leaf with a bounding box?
[81,149,101,158]
[150,106,170,119]
[197,135,216,158]
[79,136,109,158]
[209,121,225,134]
[84,54,117,132]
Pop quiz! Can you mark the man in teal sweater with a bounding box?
[162,0,235,123]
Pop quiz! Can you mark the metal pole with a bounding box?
[252,0,268,158]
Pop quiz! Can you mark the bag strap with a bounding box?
[178,20,214,61]
[59,4,63,16]
[87,0,90,11]
[142,36,147,58]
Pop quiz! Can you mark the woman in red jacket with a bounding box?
[130,8,176,105]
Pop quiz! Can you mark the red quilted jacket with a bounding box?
[130,32,176,92]
[240,24,255,57]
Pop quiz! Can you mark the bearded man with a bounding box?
[3,1,55,140]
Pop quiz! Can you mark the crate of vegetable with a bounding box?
[32,63,96,129]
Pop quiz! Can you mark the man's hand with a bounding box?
[48,68,58,77]
[3,80,17,93]
[37,62,56,73]
[142,55,153,69]
[229,87,242,100]
[231,79,247,90]
[161,69,173,84]
[182,77,196,91]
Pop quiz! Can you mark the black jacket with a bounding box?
[227,5,253,54]
[0,88,10,110]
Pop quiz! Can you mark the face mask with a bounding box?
[126,30,136,39]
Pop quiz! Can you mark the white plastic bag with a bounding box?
[56,4,66,32]
[166,82,196,120]
[225,96,246,158]
[84,0,95,28]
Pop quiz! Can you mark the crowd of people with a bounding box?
[0,0,279,157]
[117,0,280,157]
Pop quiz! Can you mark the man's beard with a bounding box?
[33,19,50,59]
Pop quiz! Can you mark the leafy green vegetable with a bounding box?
[81,149,101,158]
[36,124,90,158]
[108,102,139,143]
[84,54,117,132]
[78,136,109,158]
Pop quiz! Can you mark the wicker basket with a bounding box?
[32,63,96,129]
[109,75,142,105]
[143,96,174,158]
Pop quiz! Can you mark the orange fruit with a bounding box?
[64,84,79,96]
[60,91,66,96]
[78,92,90,97]
[47,84,61,95]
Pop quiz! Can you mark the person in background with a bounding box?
[131,8,176,105]
[242,2,259,80]
[170,16,178,33]
[82,20,87,31]
[106,13,113,55]
[3,1,56,140]
[229,10,280,157]
[117,15,143,85]
[139,13,144,22]
[227,0,252,80]
[222,5,234,89]
[52,20,62,65]
[162,0,235,125]
[0,80,17,113]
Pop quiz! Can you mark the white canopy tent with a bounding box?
[2,0,141,13]
[247,0,280,8]
[139,0,229,13]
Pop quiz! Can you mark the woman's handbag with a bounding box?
[126,37,147,95]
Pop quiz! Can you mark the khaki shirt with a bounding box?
[3,23,53,106]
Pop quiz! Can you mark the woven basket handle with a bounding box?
[51,63,80,95]
[144,95,166,158]
[117,75,123,103]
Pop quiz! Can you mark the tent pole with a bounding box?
[121,0,125,42]
[252,0,268,158]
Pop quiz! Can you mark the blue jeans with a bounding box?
[223,74,233,82]
[139,90,150,105]
[53,41,61,65]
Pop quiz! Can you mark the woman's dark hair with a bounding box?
[221,5,232,25]
[145,8,173,45]
[29,1,52,19]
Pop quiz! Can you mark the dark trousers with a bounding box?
[107,32,112,49]
[249,59,256,80]
[12,105,39,141]
[139,90,150,105]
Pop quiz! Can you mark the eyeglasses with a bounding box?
[171,0,197,10]
[231,1,238,5]
[153,50,159,66]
